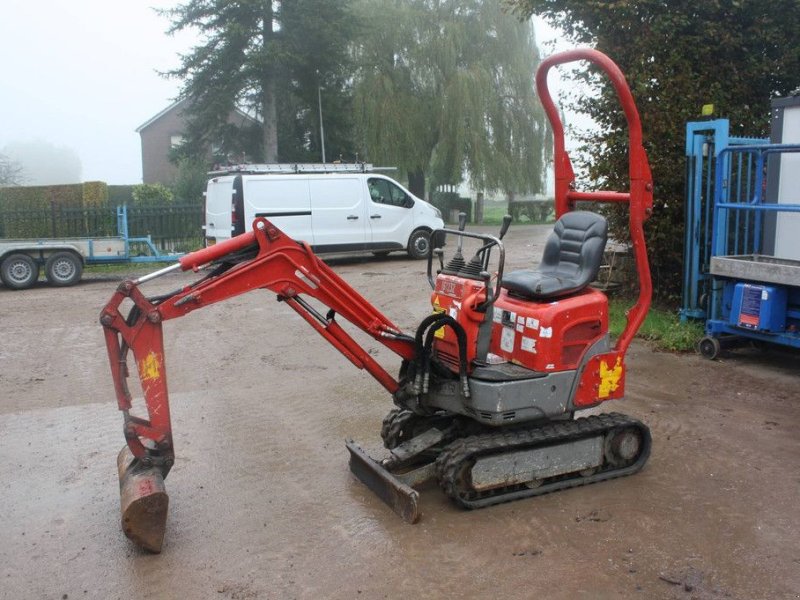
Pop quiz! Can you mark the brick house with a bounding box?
[136,99,260,184]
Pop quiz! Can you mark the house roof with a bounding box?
[135,98,262,133]
[135,98,189,133]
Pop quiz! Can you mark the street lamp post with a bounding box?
[318,86,326,163]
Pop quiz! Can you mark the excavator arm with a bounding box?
[100,218,417,551]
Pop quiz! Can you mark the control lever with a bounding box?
[471,214,513,272]
[443,212,468,273]
[499,214,512,239]
[455,211,467,254]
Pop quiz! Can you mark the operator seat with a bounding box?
[501,210,608,300]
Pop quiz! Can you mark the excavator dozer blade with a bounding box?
[116,446,169,553]
[345,440,420,524]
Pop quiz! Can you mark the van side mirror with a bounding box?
[404,196,415,209]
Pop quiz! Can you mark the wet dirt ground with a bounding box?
[1,224,799,600]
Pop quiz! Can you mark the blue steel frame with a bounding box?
[681,120,768,320]
[705,144,800,349]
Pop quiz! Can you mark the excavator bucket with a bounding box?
[345,440,420,524]
[116,446,169,553]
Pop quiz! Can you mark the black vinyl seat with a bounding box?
[501,211,608,300]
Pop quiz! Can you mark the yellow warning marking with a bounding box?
[431,296,446,338]
[598,357,623,399]
[139,351,162,382]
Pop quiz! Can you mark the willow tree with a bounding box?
[161,0,355,164]
[352,0,549,199]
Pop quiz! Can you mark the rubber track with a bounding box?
[435,412,651,510]
[381,409,418,449]
[380,408,457,451]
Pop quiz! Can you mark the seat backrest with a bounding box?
[500,210,608,299]
[539,210,608,282]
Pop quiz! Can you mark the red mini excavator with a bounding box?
[101,49,653,552]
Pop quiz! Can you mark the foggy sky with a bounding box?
[0,2,562,185]
[0,1,192,184]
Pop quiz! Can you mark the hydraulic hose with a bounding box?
[412,313,470,398]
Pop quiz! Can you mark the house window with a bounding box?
[170,134,185,148]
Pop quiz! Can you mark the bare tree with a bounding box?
[0,153,25,186]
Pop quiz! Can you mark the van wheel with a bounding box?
[1,253,39,290]
[45,252,83,286]
[407,229,431,259]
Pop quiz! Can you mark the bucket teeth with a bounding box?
[346,439,420,524]
[117,446,169,553]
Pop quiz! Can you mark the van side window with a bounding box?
[368,178,410,208]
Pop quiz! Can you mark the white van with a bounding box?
[204,164,444,258]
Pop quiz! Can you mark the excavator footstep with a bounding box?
[117,446,169,553]
[345,440,420,524]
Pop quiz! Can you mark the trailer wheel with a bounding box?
[45,252,83,286]
[407,229,431,259]
[698,336,721,360]
[0,253,39,290]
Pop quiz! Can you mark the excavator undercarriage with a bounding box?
[347,409,651,524]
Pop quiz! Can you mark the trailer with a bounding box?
[0,205,182,290]
[683,96,800,358]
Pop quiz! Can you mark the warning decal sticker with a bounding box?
[598,357,623,398]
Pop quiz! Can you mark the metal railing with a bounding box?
[712,144,800,258]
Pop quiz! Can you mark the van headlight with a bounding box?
[433,207,442,219]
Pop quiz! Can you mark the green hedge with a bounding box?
[82,181,108,207]
[0,182,112,237]
[508,199,554,223]
[108,185,135,207]
[0,182,109,211]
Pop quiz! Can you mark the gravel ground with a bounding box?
[1,224,798,600]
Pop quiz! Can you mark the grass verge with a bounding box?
[480,204,553,226]
[609,297,703,353]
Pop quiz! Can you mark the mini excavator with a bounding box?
[101,49,653,552]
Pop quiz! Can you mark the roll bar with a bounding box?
[535,48,653,355]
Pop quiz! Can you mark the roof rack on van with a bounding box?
[207,163,397,176]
